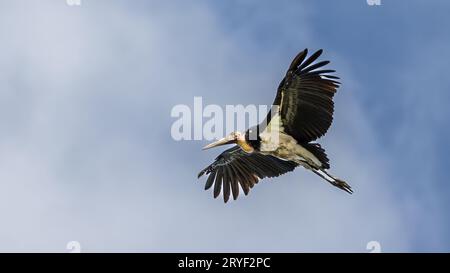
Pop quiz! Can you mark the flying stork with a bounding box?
[198,49,351,202]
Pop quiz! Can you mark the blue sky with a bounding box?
[0,0,449,252]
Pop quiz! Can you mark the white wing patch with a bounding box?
[259,106,322,168]
[259,108,284,152]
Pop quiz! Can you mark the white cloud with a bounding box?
[0,0,442,252]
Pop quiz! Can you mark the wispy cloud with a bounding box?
[0,0,448,252]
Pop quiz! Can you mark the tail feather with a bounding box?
[304,143,330,169]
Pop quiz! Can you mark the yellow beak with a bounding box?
[202,134,236,150]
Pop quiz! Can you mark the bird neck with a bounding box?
[237,139,255,153]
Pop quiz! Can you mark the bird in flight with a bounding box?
[198,49,352,202]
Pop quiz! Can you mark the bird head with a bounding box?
[202,131,254,153]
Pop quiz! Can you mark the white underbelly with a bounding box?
[259,132,322,168]
[258,111,322,168]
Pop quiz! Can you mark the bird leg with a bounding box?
[312,169,353,194]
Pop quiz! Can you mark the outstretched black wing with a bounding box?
[264,49,340,143]
[198,146,298,203]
